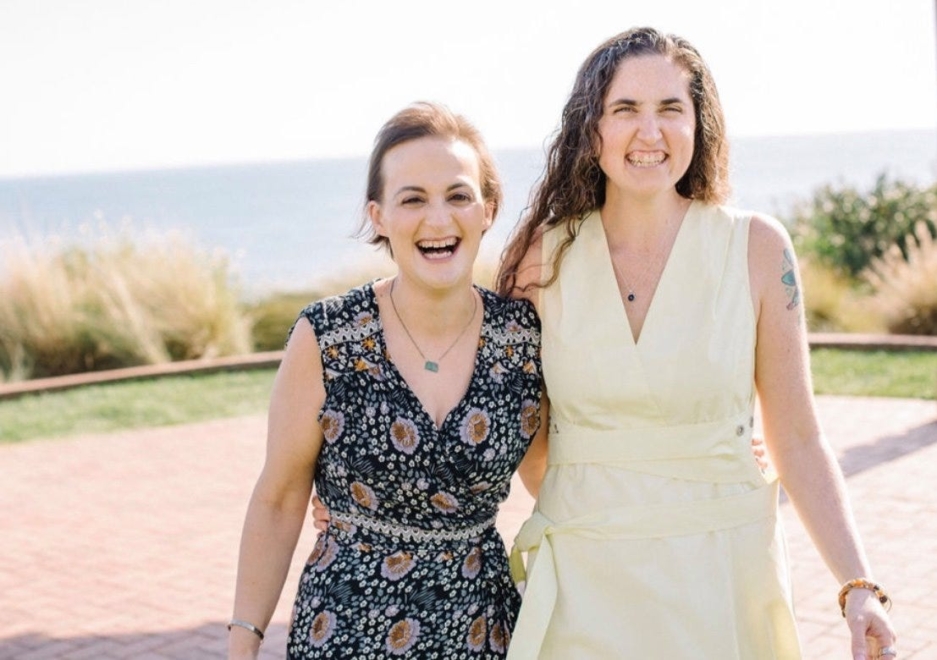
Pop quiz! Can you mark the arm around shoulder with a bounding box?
[507,227,546,312]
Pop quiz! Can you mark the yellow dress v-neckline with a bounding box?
[593,201,694,346]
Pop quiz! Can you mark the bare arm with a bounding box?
[749,213,895,657]
[229,319,325,659]
[507,227,545,315]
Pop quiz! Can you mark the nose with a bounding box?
[424,199,451,226]
[636,114,662,142]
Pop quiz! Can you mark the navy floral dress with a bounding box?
[286,281,542,659]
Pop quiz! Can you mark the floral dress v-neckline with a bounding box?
[376,282,487,433]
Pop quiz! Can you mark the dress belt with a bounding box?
[331,509,498,543]
[506,479,779,660]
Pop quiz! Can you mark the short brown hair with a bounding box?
[358,102,503,251]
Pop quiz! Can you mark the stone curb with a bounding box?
[1,333,935,402]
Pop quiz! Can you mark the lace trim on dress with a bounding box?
[331,510,498,543]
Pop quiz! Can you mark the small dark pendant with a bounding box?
[627,292,636,302]
[424,361,439,372]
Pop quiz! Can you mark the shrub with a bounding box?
[0,227,251,381]
[791,174,937,279]
[864,221,937,335]
[799,258,883,333]
[247,251,501,352]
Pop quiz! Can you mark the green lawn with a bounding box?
[1,349,934,444]
[809,349,937,399]
[0,369,276,443]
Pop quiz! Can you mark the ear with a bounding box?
[367,200,387,237]
[482,201,494,232]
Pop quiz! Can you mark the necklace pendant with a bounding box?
[424,360,439,373]
[627,292,636,302]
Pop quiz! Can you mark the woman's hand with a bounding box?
[751,434,769,472]
[311,494,331,532]
[844,588,897,660]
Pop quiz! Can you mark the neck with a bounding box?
[385,276,477,335]
[600,189,691,250]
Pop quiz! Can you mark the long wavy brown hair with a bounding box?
[495,27,730,297]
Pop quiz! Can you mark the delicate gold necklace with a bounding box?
[388,278,478,373]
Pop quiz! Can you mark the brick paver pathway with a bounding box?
[1,395,934,659]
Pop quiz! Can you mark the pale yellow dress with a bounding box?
[507,202,802,659]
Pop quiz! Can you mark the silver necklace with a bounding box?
[388,278,478,373]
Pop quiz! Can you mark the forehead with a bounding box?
[381,137,481,186]
[604,54,692,102]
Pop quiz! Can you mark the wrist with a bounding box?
[837,577,891,617]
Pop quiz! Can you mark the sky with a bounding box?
[1,0,936,179]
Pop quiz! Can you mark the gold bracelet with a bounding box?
[838,578,891,618]
[228,618,265,643]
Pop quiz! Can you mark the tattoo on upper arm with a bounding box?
[781,248,800,310]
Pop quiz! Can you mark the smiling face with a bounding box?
[368,136,493,292]
[597,54,696,202]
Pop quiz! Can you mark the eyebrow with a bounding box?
[607,97,687,108]
[393,182,472,196]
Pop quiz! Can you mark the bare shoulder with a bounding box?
[748,211,793,255]
[254,312,327,494]
[747,211,803,318]
[268,316,324,420]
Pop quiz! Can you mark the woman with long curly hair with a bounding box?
[497,26,896,659]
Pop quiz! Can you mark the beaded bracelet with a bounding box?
[228,618,265,643]
[838,578,891,618]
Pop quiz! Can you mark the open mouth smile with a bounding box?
[416,237,461,259]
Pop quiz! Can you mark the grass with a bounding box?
[809,349,937,399]
[0,226,251,380]
[0,349,934,445]
[0,369,276,443]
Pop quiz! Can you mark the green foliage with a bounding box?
[248,292,318,352]
[791,174,937,279]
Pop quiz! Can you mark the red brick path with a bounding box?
[1,395,935,659]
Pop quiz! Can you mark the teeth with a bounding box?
[417,238,458,249]
[627,152,666,167]
[417,238,460,258]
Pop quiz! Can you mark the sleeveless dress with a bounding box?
[507,203,802,659]
[286,282,542,659]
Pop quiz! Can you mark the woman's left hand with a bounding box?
[844,589,897,660]
[310,494,331,532]
[751,435,769,472]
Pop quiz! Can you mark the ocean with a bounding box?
[1,129,935,297]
